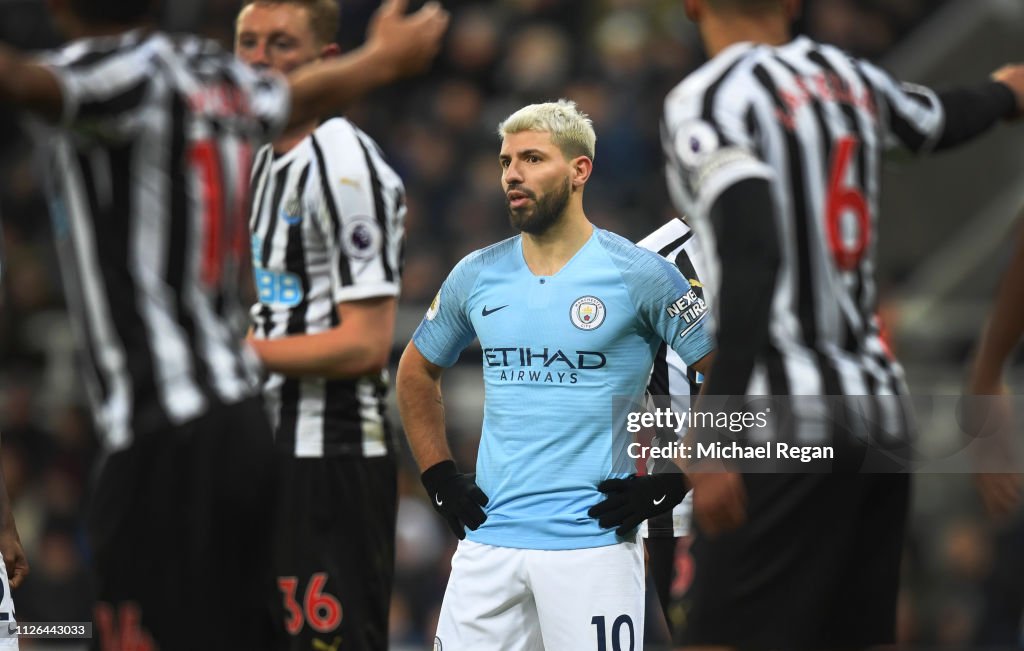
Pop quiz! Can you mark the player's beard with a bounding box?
[506,177,571,236]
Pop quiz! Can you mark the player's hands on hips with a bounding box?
[0,521,28,589]
[589,473,688,537]
[992,64,1024,119]
[421,460,489,539]
[366,0,450,79]
[689,469,747,537]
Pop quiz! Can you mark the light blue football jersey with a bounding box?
[413,228,713,550]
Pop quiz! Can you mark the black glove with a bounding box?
[421,460,489,539]
[588,473,689,536]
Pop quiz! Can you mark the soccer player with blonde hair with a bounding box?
[398,100,713,649]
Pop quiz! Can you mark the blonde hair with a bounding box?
[498,100,596,160]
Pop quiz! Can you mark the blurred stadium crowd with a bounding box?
[2,0,1019,648]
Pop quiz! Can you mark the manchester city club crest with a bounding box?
[570,295,606,330]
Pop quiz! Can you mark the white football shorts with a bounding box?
[434,538,644,651]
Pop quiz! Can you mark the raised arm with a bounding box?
[924,63,1024,150]
[858,59,1024,154]
[284,0,448,131]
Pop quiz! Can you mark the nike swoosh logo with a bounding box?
[652,495,666,506]
[481,305,509,317]
[435,494,444,507]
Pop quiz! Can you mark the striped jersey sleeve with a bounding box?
[637,218,710,398]
[42,33,290,142]
[42,39,155,135]
[662,49,776,221]
[853,59,945,153]
[311,119,405,303]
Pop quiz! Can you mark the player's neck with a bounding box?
[273,120,319,155]
[521,208,594,277]
[701,12,791,57]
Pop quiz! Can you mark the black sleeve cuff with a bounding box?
[935,81,1017,150]
[421,459,457,492]
[991,81,1019,117]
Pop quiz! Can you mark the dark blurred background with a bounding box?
[1,0,1023,648]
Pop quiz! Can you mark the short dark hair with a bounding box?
[69,0,156,25]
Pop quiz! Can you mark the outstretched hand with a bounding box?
[366,0,450,79]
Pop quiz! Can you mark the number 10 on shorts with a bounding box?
[592,615,634,651]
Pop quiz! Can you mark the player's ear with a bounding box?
[571,156,593,189]
[320,43,341,60]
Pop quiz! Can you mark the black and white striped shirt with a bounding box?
[638,217,708,537]
[37,30,290,450]
[663,36,944,442]
[248,118,406,458]
[641,218,709,406]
